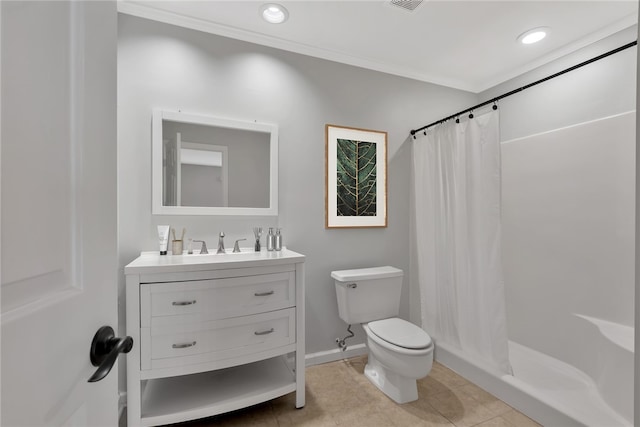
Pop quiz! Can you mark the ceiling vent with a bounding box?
[389,0,423,12]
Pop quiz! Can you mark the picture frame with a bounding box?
[325,124,387,228]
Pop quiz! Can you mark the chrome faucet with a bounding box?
[193,240,208,254]
[233,238,247,253]
[217,232,225,254]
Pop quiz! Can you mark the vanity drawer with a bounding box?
[141,308,296,370]
[140,272,295,327]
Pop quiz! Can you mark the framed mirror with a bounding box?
[152,110,278,215]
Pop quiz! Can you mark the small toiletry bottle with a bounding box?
[267,227,275,251]
[275,228,282,251]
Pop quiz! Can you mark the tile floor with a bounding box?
[172,356,542,427]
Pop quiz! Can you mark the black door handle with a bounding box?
[88,326,133,383]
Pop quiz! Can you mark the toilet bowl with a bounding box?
[363,318,433,403]
[331,266,434,404]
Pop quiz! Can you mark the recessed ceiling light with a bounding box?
[517,27,550,45]
[260,3,289,24]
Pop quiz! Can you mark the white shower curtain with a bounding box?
[412,110,512,375]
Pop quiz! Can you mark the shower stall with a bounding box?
[433,111,635,427]
[410,33,636,426]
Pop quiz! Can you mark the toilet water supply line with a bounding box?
[336,324,355,351]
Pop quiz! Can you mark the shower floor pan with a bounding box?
[435,340,630,427]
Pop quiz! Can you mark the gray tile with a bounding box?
[500,410,543,427]
[472,415,515,427]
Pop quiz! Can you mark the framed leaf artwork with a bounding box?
[325,124,387,228]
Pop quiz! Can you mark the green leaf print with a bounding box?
[336,139,377,217]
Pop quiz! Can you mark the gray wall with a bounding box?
[479,26,637,364]
[117,13,476,374]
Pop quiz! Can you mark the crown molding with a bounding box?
[117,1,477,92]
[118,2,638,94]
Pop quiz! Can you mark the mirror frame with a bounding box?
[152,109,278,215]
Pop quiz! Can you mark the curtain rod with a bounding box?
[410,40,638,138]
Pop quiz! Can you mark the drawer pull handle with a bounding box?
[254,328,275,336]
[172,341,196,349]
[254,290,275,297]
[172,300,196,306]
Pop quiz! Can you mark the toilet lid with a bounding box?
[367,318,432,350]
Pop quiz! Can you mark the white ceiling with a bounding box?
[118,0,638,93]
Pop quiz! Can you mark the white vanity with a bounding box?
[125,249,305,426]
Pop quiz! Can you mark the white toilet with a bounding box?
[331,266,434,404]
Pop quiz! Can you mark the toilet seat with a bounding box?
[366,318,432,350]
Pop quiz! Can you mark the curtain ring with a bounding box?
[468,111,474,119]
[492,101,498,110]
[455,116,460,124]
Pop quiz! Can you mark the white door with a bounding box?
[1,2,119,426]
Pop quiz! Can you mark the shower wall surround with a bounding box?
[502,111,634,367]
[408,26,638,426]
[117,12,477,395]
[480,25,637,380]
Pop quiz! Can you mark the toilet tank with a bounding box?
[331,266,403,324]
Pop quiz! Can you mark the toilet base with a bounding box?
[364,352,419,404]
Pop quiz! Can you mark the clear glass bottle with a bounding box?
[275,228,282,251]
[267,227,275,251]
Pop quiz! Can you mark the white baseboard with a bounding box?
[305,343,367,366]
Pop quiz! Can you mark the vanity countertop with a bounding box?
[125,247,305,275]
